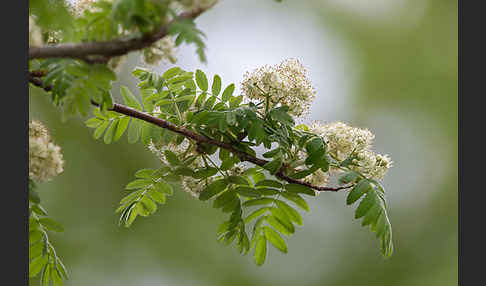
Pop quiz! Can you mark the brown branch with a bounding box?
[29,73,52,91]
[29,4,215,62]
[28,75,352,193]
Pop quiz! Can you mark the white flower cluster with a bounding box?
[148,138,196,166]
[303,169,329,188]
[29,121,64,183]
[309,121,374,161]
[142,36,178,66]
[29,16,43,46]
[181,176,215,199]
[309,121,392,180]
[228,163,246,177]
[241,58,316,117]
[354,151,393,181]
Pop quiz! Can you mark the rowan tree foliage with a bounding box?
[29,0,394,285]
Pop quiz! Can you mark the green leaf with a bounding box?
[225,112,236,125]
[222,196,240,213]
[93,120,109,140]
[31,204,48,216]
[193,167,218,179]
[154,180,173,195]
[284,184,316,197]
[339,171,360,184]
[141,121,153,145]
[114,116,130,142]
[265,215,293,236]
[375,212,387,238]
[281,192,309,211]
[41,264,50,286]
[235,186,261,198]
[242,198,274,207]
[269,208,295,234]
[244,207,270,224]
[38,218,64,232]
[85,117,103,128]
[269,107,294,126]
[213,190,237,209]
[195,70,208,91]
[135,169,156,179]
[126,179,153,190]
[362,204,382,227]
[199,179,228,201]
[164,150,181,166]
[347,179,372,205]
[262,148,281,158]
[56,259,68,279]
[140,196,157,214]
[355,191,378,219]
[221,83,235,101]
[127,119,141,143]
[212,75,221,95]
[120,85,143,110]
[305,137,325,154]
[221,156,239,171]
[163,67,182,79]
[173,166,195,176]
[229,95,243,108]
[125,205,138,227]
[252,172,266,184]
[29,256,48,278]
[29,189,41,204]
[264,226,288,253]
[228,175,249,186]
[29,229,43,244]
[255,187,279,196]
[262,157,283,175]
[289,169,315,179]
[196,92,208,108]
[255,180,283,189]
[50,265,63,286]
[103,120,118,144]
[254,235,267,266]
[275,200,303,226]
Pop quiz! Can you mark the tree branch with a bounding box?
[28,75,352,193]
[28,4,215,62]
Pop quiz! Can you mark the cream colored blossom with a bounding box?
[308,121,392,180]
[241,58,316,117]
[29,121,64,182]
[228,163,246,177]
[351,151,393,180]
[29,16,43,46]
[142,36,178,66]
[148,138,199,166]
[303,169,329,191]
[181,176,216,198]
[310,121,374,161]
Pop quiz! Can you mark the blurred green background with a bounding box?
[29,0,457,285]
